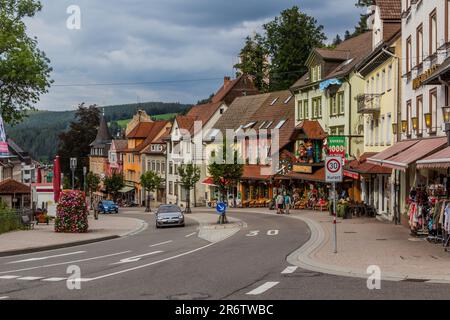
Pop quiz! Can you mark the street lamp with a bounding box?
[443,106,450,146]
[401,120,408,133]
[392,123,398,135]
[411,117,418,131]
[70,158,77,190]
[424,113,432,129]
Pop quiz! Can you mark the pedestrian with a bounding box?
[284,193,292,215]
[276,193,284,214]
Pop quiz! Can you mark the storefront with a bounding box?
[238,165,274,208]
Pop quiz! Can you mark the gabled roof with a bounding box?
[124,121,170,153]
[0,179,30,194]
[213,94,271,132]
[292,120,328,140]
[113,140,128,152]
[211,74,259,105]
[186,101,224,126]
[127,122,155,139]
[174,115,197,135]
[291,31,373,90]
[375,0,401,20]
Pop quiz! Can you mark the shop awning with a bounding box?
[344,153,392,179]
[201,177,217,186]
[119,186,135,193]
[276,167,326,183]
[421,57,450,85]
[367,140,419,166]
[369,137,448,171]
[416,146,450,169]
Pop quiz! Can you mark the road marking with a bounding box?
[150,240,173,247]
[111,251,163,265]
[246,231,259,237]
[0,275,19,280]
[17,276,44,281]
[86,243,215,282]
[246,282,279,295]
[0,296,9,300]
[0,251,132,275]
[42,277,67,282]
[7,251,86,264]
[185,232,197,238]
[281,266,298,274]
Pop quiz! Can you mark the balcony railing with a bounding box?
[357,94,381,114]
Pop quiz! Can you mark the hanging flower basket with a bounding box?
[55,190,89,233]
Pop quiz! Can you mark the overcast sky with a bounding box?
[26,0,364,111]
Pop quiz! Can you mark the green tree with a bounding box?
[263,6,326,91]
[140,171,163,212]
[353,0,372,37]
[0,0,53,124]
[208,141,243,224]
[234,34,269,92]
[57,103,100,180]
[332,34,343,46]
[86,172,100,209]
[104,173,124,202]
[177,163,200,214]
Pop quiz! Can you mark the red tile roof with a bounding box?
[277,167,326,183]
[375,0,402,20]
[125,121,170,153]
[186,101,223,126]
[0,179,31,194]
[242,165,273,180]
[292,120,328,140]
[126,122,155,139]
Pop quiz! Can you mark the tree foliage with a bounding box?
[141,170,163,211]
[104,173,125,202]
[263,6,326,91]
[0,0,53,124]
[177,163,200,213]
[234,34,269,92]
[86,172,100,206]
[57,104,100,180]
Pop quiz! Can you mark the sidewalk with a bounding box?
[0,215,146,257]
[222,207,450,283]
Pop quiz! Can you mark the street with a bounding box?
[0,208,449,300]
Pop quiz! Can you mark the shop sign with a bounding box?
[412,64,439,90]
[293,165,313,174]
[327,136,346,158]
[344,170,359,180]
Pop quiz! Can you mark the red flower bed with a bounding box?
[55,190,89,233]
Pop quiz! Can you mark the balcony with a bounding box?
[357,94,381,114]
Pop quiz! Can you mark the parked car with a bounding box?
[156,205,185,228]
[98,200,119,214]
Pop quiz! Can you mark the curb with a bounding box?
[0,217,148,258]
[218,208,450,284]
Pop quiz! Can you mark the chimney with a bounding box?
[224,76,231,87]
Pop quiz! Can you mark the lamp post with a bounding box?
[443,106,450,146]
[70,158,77,190]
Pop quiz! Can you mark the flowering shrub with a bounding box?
[55,190,89,233]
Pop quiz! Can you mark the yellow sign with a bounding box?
[412,64,439,90]
[293,165,313,174]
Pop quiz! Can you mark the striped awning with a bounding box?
[416,146,450,169]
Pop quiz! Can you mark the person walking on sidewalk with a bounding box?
[284,193,292,215]
[276,193,284,214]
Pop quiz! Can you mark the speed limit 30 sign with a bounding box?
[325,156,343,183]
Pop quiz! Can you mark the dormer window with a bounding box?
[270,98,279,106]
[243,121,257,129]
[284,95,293,104]
[311,65,322,82]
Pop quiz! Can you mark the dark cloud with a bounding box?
[26,0,363,110]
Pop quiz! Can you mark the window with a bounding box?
[406,100,412,135]
[297,101,303,121]
[366,80,370,94]
[380,116,385,145]
[430,10,437,55]
[274,120,287,129]
[381,69,386,93]
[147,161,151,171]
[406,36,412,73]
[387,114,392,145]
[387,65,393,91]
[338,92,345,115]
[151,161,156,171]
[174,183,179,197]
[417,24,423,65]
[330,95,337,116]
[375,119,379,145]
[312,97,322,118]
[174,164,178,175]
[270,98,278,106]
[376,73,380,94]
[371,77,375,94]
[417,95,423,135]
[169,181,173,195]
[311,65,322,82]
[220,108,224,114]
[162,162,165,174]
[156,162,161,173]
[429,88,437,132]
[284,95,293,104]
[169,161,173,174]
[303,100,309,119]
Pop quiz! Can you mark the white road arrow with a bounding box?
[7,251,86,264]
[111,251,163,265]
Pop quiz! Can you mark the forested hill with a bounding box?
[6,102,191,162]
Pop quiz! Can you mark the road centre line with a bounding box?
[17,276,44,281]
[185,232,197,238]
[0,275,20,279]
[7,251,86,264]
[246,282,280,295]
[0,251,132,275]
[41,277,67,282]
[281,266,298,274]
[85,243,215,282]
[150,240,173,247]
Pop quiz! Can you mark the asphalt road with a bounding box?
[0,208,450,300]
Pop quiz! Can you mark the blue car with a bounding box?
[98,200,119,214]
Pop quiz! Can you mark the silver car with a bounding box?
[156,205,185,228]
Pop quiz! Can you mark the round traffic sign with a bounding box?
[326,158,341,173]
[216,202,227,214]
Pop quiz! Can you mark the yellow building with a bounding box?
[123,114,171,206]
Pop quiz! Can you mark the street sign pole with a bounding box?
[332,182,337,254]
